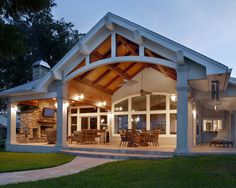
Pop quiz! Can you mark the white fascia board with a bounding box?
[108,12,228,74]
[9,92,57,102]
[34,14,109,91]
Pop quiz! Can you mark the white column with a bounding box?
[175,63,190,154]
[111,32,116,58]
[56,81,68,148]
[6,101,17,145]
[232,111,236,144]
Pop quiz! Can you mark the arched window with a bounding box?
[113,93,177,136]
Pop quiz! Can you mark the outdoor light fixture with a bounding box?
[211,80,219,100]
[75,94,84,101]
[98,101,107,107]
[170,94,177,102]
[192,106,196,119]
[100,118,105,124]
[64,101,69,108]
[11,105,18,112]
[115,106,123,111]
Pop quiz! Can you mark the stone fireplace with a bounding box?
[17,100,56,143]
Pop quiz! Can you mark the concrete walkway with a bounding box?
[0,156,115,186]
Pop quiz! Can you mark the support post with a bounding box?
[232,111,236,145]
[175,51,190,154]
[6,101,17,145]
[56,81,68,149]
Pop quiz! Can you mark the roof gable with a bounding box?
[0,12,229,96]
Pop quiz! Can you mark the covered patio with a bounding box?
[1,13,236,155]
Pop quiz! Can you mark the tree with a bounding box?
[0,0,83,110]
[0,0,53,57]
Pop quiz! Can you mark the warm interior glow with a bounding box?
[98,101,107,107]
[64,101,69,108]
[54,102,58,109]
[170,94,177,102]
[11,105,18,112]
[75,94,85,101]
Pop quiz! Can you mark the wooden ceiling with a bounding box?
[67,34,177,108]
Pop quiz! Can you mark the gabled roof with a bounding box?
[0,79,39,96]
[0,12,230,97]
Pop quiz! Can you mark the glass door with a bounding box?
[81,116,97,130]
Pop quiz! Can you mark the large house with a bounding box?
[1,13,236,155]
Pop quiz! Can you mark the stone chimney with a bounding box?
[32,60,51,80]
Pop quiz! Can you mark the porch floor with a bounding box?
[12,142,236,155]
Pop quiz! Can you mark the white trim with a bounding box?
[65,56,176,81]
[112,92,177,137]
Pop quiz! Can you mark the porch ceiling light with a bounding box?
[170,94,177,102]
[98,101,107,107]
[75,94,84,101]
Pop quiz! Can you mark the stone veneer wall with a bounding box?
[17,100,56,143]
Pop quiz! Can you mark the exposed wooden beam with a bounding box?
[77,70,93,80]
[93,68,111,85]
[117,36,138,55]
[104,63,137,89]
[145,50,170,78]
[130,64,147,78]
[76,78,113,95]
[107,65,132,80]
[18,100,39,107]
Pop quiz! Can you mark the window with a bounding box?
[203,119,222,132]
[170,99,177,110]
[81,117,88,130]
[150,95,166,110]
[132,114,146,130]
[170,114,177,134]
[114,115,128,134]
[132,96,146,111]
[80,107,97,113]
[150,114,166,134]
[114,99,128,112]
[71,108,77,114]
[71,116,77,133]
[113,93,177,136]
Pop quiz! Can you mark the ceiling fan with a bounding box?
[140,71,152,96]
[118,79,138,86]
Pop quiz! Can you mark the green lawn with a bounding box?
[1,155,236,188]
[0,151,75,173]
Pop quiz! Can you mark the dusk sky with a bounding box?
[52,0,236,77]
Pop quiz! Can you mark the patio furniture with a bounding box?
[210,129,233,147]
[45,128,56,144]
[147,130,160,147]
[70,131,84,144]
[119,129,128,146]
[69,130,103,144]
[127,129,142,147]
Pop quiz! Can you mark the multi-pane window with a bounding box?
[113,93,177,135]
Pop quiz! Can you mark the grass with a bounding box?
[0,151,75,173]
[1,155,236,188]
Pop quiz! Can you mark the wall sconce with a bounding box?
[192,107,197,119]
[211,80,219,100]
[100,118,105,124]
[11,105,18,112]
[170,94,177,102]
[64,101,69,108]
[54,102,58,109]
